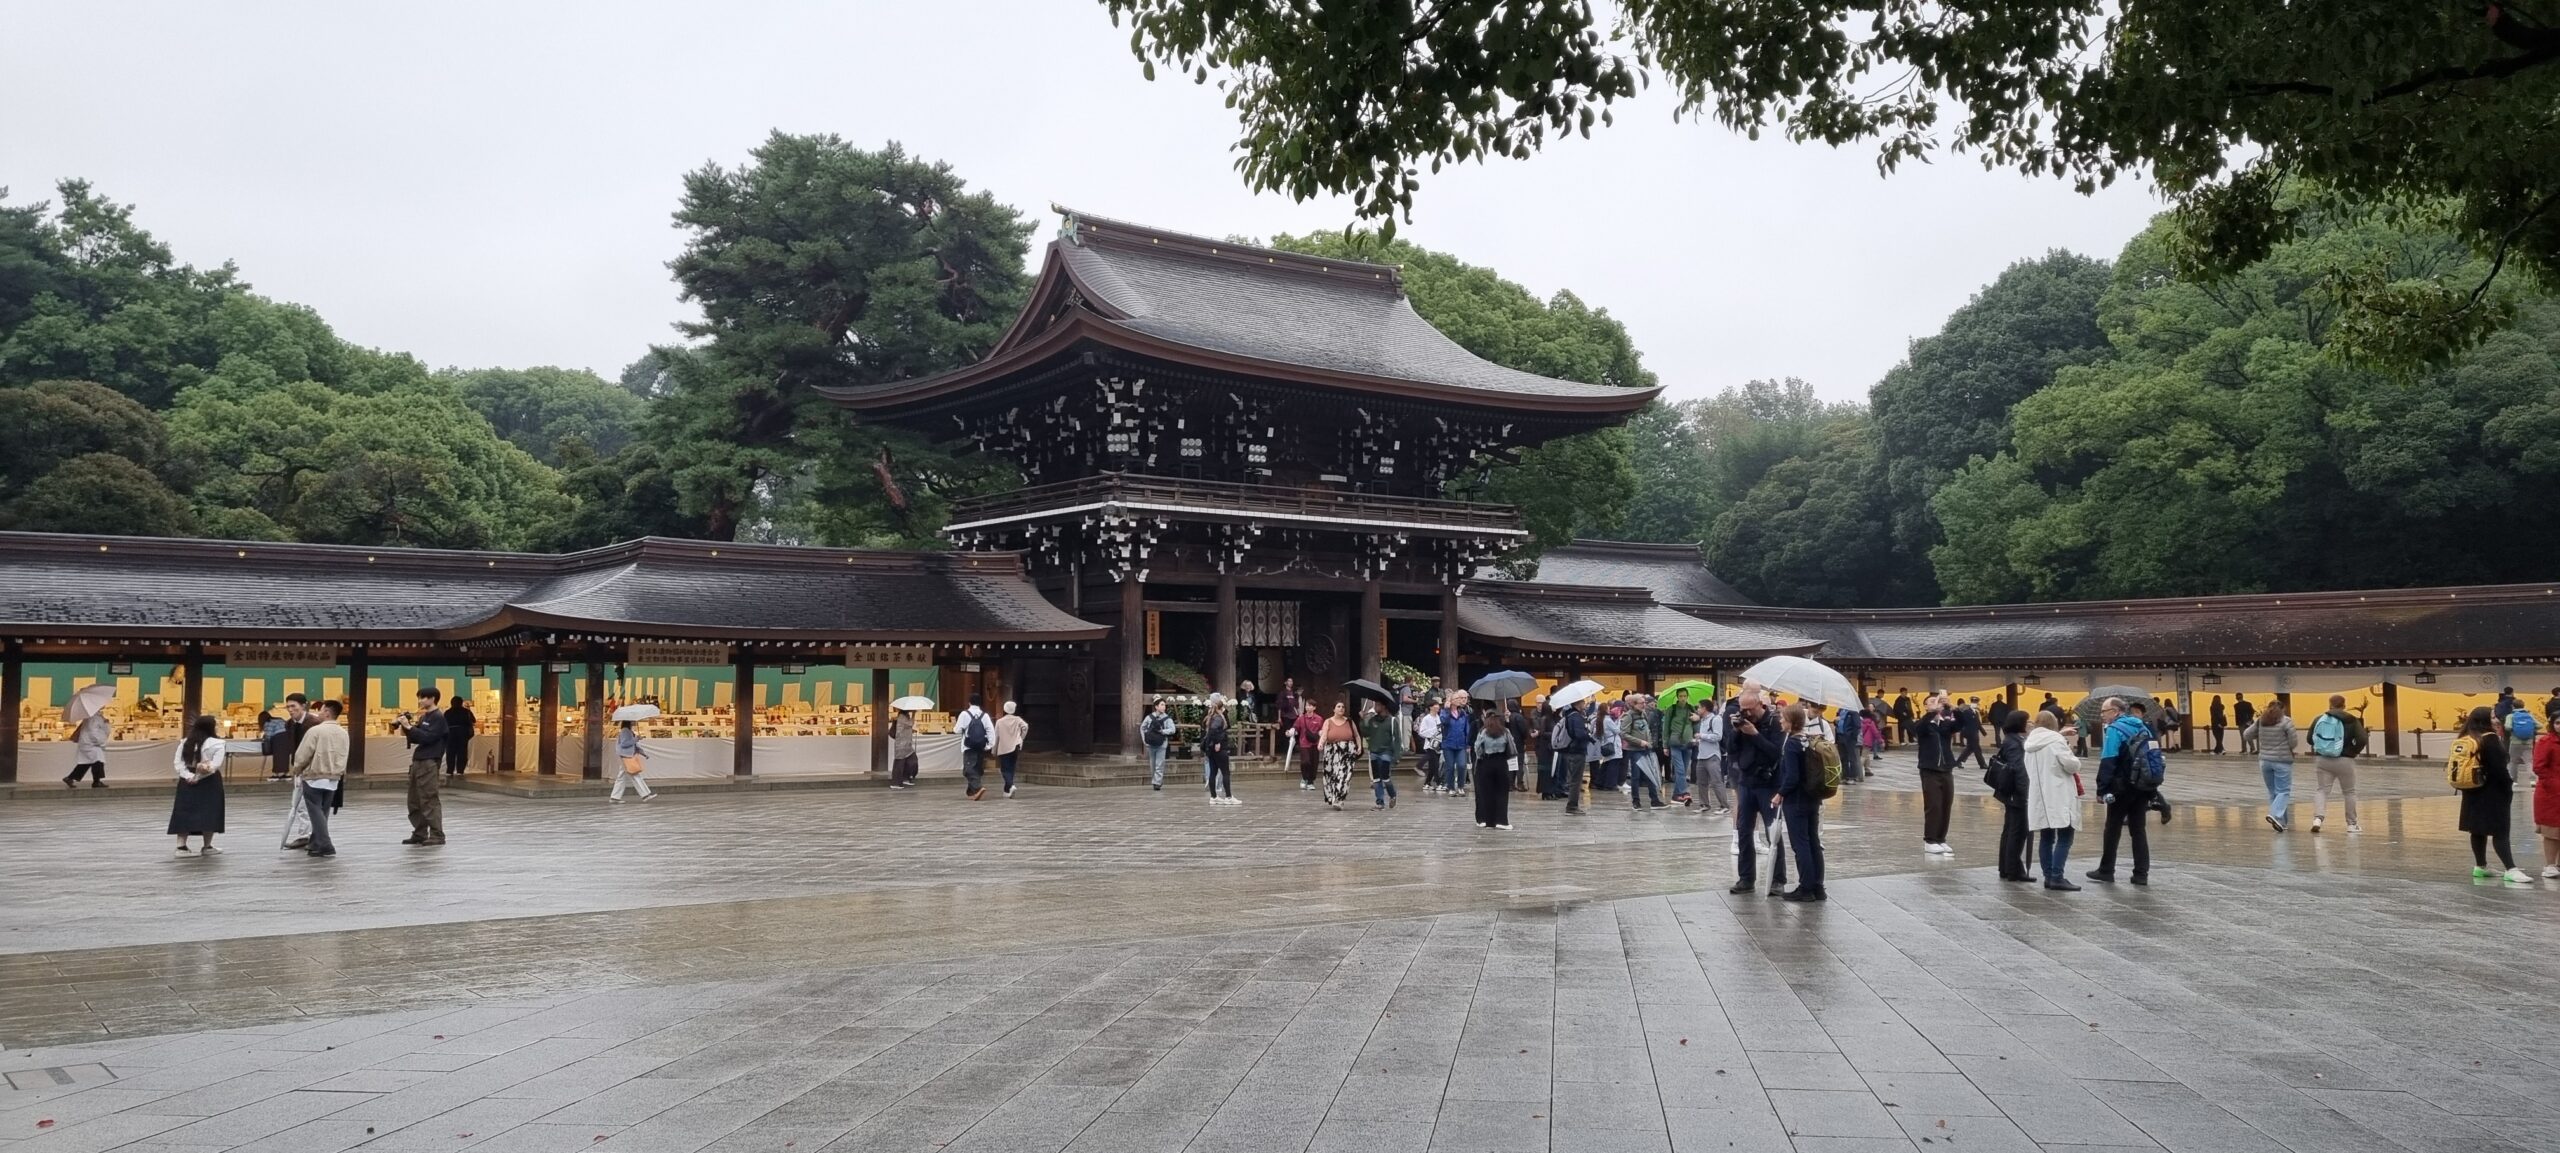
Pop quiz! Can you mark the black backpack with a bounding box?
[963,713,990,752]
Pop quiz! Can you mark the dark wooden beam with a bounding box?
[1438,590,1459,692]
[498,664,520,773]
[1360,579,1383,682]
[180,644,204,732]
[733,650,755,777]
[1120,577,1145,752]
[869,666,891,774]
[1212,573,1238,699]
[0,640,21,785]
[581,657,605,780]
[537,657,559,776]
[346,647,369,776]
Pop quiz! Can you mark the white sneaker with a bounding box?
[1496,823,1513,830]
[609,797,624,804]
[2346,822,2361,834]
[2504,868,2534,885]
[199,845,222,855]
[1730,841,1741,855]
[641,792,655,801]
[2543,865,2559,878]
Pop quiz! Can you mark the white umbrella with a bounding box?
[890,695,937,712]
[1548,679,1604,709]
[611,703,661,723]
[61,682,116,724]
[1739,655,1860,711]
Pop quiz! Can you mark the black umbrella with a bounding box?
[2074,685,2159,734]
[1342,679,1397,710]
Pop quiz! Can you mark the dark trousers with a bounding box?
[1475,759,1511,826]
[2210,725,2226,753]
[999,751,1020,792]
[1736,784,1785,890]
[1782,801,1824,894]
[962,749,985,794]
[2097,796,2150,878]
[302,786,335,855]
[1997,802,2031,879]
[1559,752,1588,811]
[445,736,472,775]
[65,760,105,783]
[406,757,443,839]
[1958,739,1988,770]
[891,753,918,787]
[1920,769,1953,843]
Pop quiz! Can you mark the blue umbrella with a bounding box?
[1469,670,1539,701]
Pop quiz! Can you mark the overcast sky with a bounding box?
[2,1,2165,404]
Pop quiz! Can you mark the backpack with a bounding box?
[1805,735,1842,801]
[2309,713,2348,758]
[2511,711,2540,744]
[2118,723,2166,793]
[2447,735,2484,790]
[1550,715,1571,750]
[963,713,990,752]
[1142,714,1171,747]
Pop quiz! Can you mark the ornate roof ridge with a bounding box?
[1055,206,1403,290]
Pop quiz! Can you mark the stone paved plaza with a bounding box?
[2,752,2555,1153]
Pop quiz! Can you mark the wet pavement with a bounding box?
[1,752,2553,1152]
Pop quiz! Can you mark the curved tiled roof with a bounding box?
[0,533,1105,645]
[1505,540,1754,605]
[1458,583,1819,662]
[822,210,1658,419]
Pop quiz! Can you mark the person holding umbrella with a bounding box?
[62,681,115,788]
[1660,686,1698,804]
[887,696,929,789]
[610,704,657,803]
[1473,702,1517,829]
[1361,699,1401,810]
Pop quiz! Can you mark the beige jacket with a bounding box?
[995,713,1029,756]
[291,720,349,783]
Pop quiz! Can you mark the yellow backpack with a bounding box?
[2446,735,2483,791]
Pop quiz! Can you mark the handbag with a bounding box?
[620,754,647,775]
[2073,772,2085,796]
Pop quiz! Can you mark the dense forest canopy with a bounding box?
[4,149,2552,603]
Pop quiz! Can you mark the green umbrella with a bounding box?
[1657,679,1716,704]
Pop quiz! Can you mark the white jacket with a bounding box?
[2023,726,2081,831]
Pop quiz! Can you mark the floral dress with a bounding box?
[1318,717,1362,808]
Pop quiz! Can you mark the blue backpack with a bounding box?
[2512,710,2540,744]
[2117,720,2166,793]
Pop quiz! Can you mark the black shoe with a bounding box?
[91,781,107,788]
[1566,808,1583,816]
[2044,879,2080,891]
[1151,784,1162,791]
[1783,890,1826,902]
[1727,882,1754,895]
[2085,869,2115,883]
[2129,874,2148,886]
[2000,873,2032,882]
[308,850,335,857]
[400,836,425,845]
[61,775,76,789]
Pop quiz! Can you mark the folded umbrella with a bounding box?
[610,703,662,723]
[1468,670,1540,701]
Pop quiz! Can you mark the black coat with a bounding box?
[446,705,478,738]
[1914,713,1958,772]
[1724,706,1783,786]
[1987,733,2028,805]
[2458,735,2514,836]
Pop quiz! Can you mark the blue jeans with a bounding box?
[1665,746,1691,799]
[1442,745,1470,791]
[1147,744,1168,787]
[1783,800,1824,893]
[1371,754,1399,806]
[2037,827,2075,880]
[2263,760,2292,822]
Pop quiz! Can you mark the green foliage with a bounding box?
[443,366,647,463]
[1930,204,2560,601]
[1703,413,1897,606]
[1144,656,1210,694]
[1617,400,1717,544]
[1869,252,2114,588]
[1106,0,2560,363]
[1379,659,1431,690]
[652,133,1034,543]
[0,379,173,501]
[1,452,194,536]
[1265,231,1652,552]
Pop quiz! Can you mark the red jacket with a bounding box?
[2535,733,2559,829]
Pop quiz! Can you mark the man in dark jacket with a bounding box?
[2233,694,2257,755]
[1724,690,1786,895]
[271,694,317,781]
[2088,697,2153,884]
[444,696,478,777]
[1914,693,1959,854]
[1890,692,1914,744]
[1560,700,1594,815]
[1774,704,1825,901]
[1954,698,1988,771]
[394,688,449,845]
[2208,696,2228,753]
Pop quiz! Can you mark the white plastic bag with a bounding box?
[281,783,312,850]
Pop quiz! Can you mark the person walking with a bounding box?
[1991,711,2032,881]
[64,691,111,788]
[2234,694,2258,755]
[1142,697,1177,790]
[167,714,228,855]
[1662,689,1697,803]
[2506,704,2539,783]
[2025,710,2082,890]
[1693,697,1729,815]
[1954,697,1989,771]
[1318,702,1361,810]
[444,696,477,778]
[609,718,655,803]
[1361,700,1400,810]
[2307,694,2367,833]
[1915,692,1959,855]
[2534,709,2559,878]
[1277,678,1302,727]
[1775,705,1826,901]
[995,701,1029,797]
[1203,696,1237,805]
[2087,697,2153,885]
[1724,691,1786,895]
[955,693,994,800]
[2250,699,2297,832]
[1474,703,1517,829]
[2159,697,2184,751]
[392,687,448,846]
[1415,704,1445,792]
[287,700,346,857]
[1439,695,1474,799]
[2453,707,2529,884]
[2208,695,2228,754]
[1291,700,1322,791]
[888,708,919,789]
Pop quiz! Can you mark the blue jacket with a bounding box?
[2098,713,2150,796]
[1563,706,1593,756]
[1775,734,1812,802]
[1442,706,1474,751]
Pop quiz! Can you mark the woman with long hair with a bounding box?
[2251,698,2297,832]
[1318,701,1361,811]
[1474,703,1516,829]
[168,714,227,854]
[2456,707,2528,883]
[1202,696,1236,805]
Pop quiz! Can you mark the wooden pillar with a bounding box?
[537,658,560,776]
[869,665,891,774]
[346,647,369,775]
[2381,680,2401,756]
[581,657,605,780]
[1119,577,1145,752]
[1212,573,1239,699]
[2005,682,2019,708]
[180,644,204,730]
[0,641,21,784]
[1437,589,1460,692]
[732,650,755,777]
[1359,578,1383,682]
[498,664,520,774]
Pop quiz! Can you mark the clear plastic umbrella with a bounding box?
[890,695,937,711]
[1738,655,1860,711]
[1548,679,1605,709]
[610,703,661,723]
[61,682,116,724]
